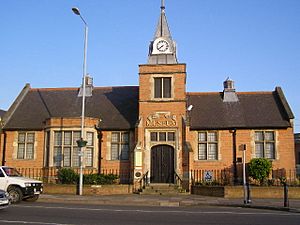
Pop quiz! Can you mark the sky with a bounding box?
[0,0,299,132]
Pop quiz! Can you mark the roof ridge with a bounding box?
[187,91,273,96]
[30,85,139,92]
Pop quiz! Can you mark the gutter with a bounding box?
[1,131,7,166]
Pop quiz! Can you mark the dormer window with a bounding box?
[154,77,172,98]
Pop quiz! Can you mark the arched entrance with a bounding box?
[150,145,174,183]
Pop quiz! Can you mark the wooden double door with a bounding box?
[150,145,174,183]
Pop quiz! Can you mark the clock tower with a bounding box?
[135,0,188,186]
[148,0,178,64]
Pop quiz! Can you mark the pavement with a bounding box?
[38,194,300,213]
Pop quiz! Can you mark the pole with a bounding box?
[284,182,289,208]
[243,146,247,204]
[79,22,88,196]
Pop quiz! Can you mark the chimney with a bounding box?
[223,78,238,102]
[78,74,93,97]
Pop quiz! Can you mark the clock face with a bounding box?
[156,40,169,52]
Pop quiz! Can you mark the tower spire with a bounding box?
[161,0,165,11]
[148,0,178,64]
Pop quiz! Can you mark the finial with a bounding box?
[161,0,165,11]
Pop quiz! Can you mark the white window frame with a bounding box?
[111,131,130,161]
[53,131,94,167]
[197,131,218,161]
[254,131,276,159]
[17,132,35,160]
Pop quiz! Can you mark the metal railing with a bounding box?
[15,167,131,184]
[139,171,149,190]
[191,169,300,186]
[174,172,183,189]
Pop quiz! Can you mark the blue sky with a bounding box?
[1,0,299,132]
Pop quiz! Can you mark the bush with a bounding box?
[57,168,119,185]
[248,158,272,185]
[83,173,118,185]
[57,168,79,184]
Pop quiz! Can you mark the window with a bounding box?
[53,131,94,167]
[150,131,175,142]
[17,132,35,160]
[154,77,172,98]
[198,131,218,160]
[111,132,129,160]
[255,131,275,159]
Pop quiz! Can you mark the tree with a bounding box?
[248,158,272,185]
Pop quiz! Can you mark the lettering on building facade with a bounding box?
[146,112,177,127]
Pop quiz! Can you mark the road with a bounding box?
[0,202,299,225]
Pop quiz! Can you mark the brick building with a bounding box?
[0,3,296,187]
[295,133,300,176]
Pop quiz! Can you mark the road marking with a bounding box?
[12,205,299,217]
[0,219,71,225]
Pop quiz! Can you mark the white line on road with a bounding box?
[12,205,299,217]
[0,219,72,225]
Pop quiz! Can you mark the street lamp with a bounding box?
[72,7,88,196]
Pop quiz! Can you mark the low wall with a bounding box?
[191,186,300,199]
[44,184,133,195]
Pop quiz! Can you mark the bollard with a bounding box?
[284,183,289,208]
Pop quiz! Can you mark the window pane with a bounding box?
[208,143,217,160]
[167,132,175,141]
[54,147,62,167]
[87,132,93,146]
[154,78,162,98]
[26,144,34,159]
[27,133,35,143]
[159,132,166,141]
[163,78,171,98]
[255,131,264,141]
[17,144,25,159]
[198,132,206,142]
[121,132,129,143]
[111,144,119,160]
[198,143,207,160]
[265,143,275,159]
[73,132,81,145]
[151,132,158,141]
[54,132,62,146]
[112,133,119,143]
[255,143,264,158]
[85,148,93,167]
[72,147,80,167]
[208,132,217,142]
[120,144,129,160]
[64,132,72,145]
[18,133,26,143]
[265,132,274,141]
[63,147,71,167]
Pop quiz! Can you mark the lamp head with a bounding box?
[72,7,81,15]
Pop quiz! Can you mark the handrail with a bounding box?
[139,171,149,190]
[174,171,183,188]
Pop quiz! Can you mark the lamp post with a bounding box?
[72,7,88,196]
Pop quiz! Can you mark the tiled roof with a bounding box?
[4,86,139,130]
[187,88,293,130]
[0,110,6,117]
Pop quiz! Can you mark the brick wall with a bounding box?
[188,128,296,180]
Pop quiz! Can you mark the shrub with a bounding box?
[57,168,119,185]
[83,173,118,185]
[57,168,79,184]
[248,158,272,185]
